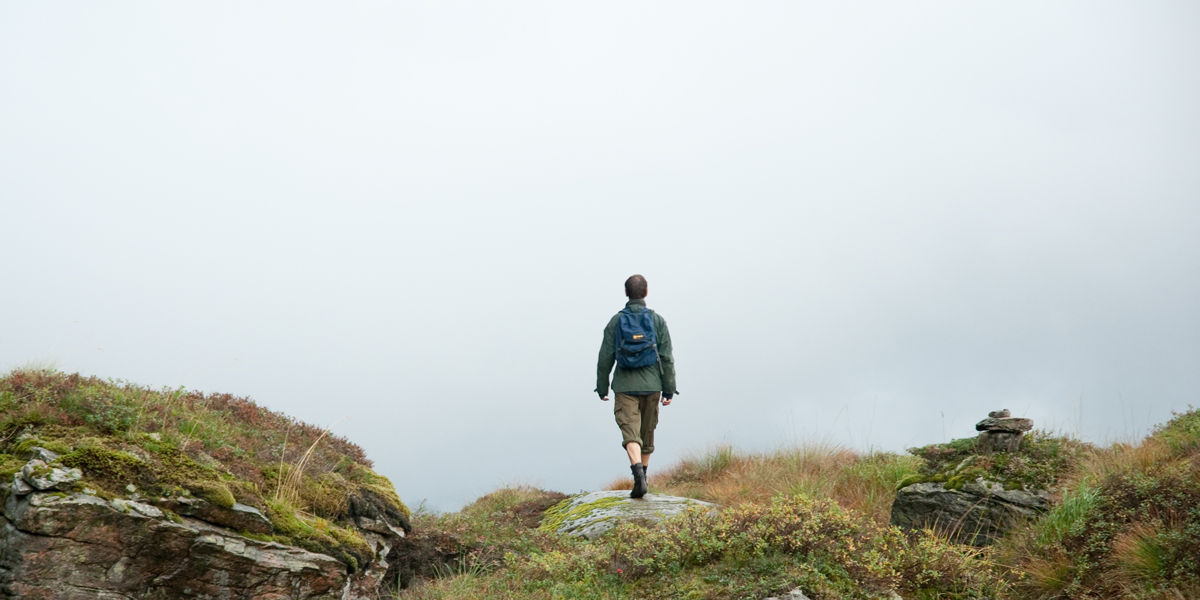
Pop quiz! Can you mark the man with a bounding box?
[596,274,678,498]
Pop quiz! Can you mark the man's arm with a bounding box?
[656,314,677,397]
[596,315,617,399]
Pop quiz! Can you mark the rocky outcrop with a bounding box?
[541,491,717,540]
[0,452,405,599]
[889,480,1049,546]
[890,411,1050,546]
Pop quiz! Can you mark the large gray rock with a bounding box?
[18,459,82,492]
[889,480,1049,546]
[977,430,1023,453]
[0,490,394,599]
[542,491,717,540]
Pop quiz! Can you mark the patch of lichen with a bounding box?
[538,494,627,533]
[901,430,1089,492]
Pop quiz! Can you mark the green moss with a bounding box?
[352,467,411,520]
[58,446,151,484]
[328,524,373,557]
[161,508,184,524]
[266,499,314,536]
[186,480,235,509]
[538,494,627,533]
[0,454,24,479]
[905,431,1087,493]
[11,437,72,457]
[265,499,373,571]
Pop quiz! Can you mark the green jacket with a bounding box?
[596,299,678,397]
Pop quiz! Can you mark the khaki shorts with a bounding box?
[614,392,660,454]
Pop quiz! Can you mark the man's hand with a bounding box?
[600,394,609,402]
[661,397,672,406]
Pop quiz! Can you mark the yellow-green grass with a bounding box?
[606,442,921,523]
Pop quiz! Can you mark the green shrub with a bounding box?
[507,495,1005,600]
[1153,406,1200,453]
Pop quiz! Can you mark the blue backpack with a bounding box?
[615,308,662,370]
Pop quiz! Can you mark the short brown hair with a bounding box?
[624,274,647,299]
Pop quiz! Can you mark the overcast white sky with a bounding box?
[2,1,1198,511]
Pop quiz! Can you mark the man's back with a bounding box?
[596,297,677,398]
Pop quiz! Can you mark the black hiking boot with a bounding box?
[630,463,648,498]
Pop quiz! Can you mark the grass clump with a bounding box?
[998,407,1200,598]
[0,368,410,568]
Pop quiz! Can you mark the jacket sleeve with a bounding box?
[655,314,677,395]
[595,315,617,397]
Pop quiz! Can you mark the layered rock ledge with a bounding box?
[0,487,399,600]
[889,480,1050,546]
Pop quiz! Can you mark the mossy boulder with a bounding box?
[540,490,718,540]
[889,480,1050,546]
[890,426,1087,546]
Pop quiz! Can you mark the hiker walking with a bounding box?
[596,274,678,498]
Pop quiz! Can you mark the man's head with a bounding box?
[625,274,648,299]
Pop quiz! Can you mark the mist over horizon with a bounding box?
[3,1,1198,511]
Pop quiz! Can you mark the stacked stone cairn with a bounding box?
[889,410,1048,546]
[975,408,1034,453]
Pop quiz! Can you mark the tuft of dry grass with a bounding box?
[642,442,921,523]
[603,476,633,491]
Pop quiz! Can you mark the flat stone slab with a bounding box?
[975,417,1034,433]
[542,490,717,540]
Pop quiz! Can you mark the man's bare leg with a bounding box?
[626,442,642,466]
[641,453,650,467]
